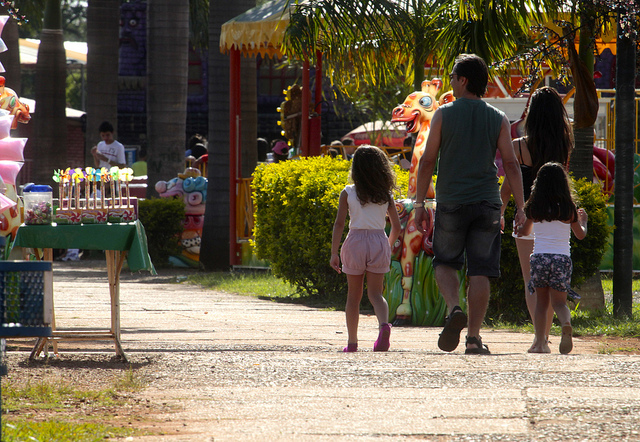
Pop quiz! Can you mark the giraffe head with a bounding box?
[391,79,454,198]
[391,79,452,135]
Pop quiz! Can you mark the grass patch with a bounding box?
[597,344,639,354]
[189,270,299,300]
[193,270,640,337]
[489,300,640,338]
[113,366,146,392]
[1,421,134,442]
[600,276,640,294]
[2,380,119,411]
[2,369,146,440]
[569,302,640,337]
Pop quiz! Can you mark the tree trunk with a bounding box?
[0,16,21,94]
[612,16,636,319]
[567,24,598,182]
[32,0,67,186]
[200,0,256,270]
[571,126,595,181]
[575,272,605,311]
[146,0,189,196]
[85,0,120,163]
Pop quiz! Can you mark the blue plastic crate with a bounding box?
[0,261,52,338]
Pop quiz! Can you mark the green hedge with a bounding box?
[252,156,408,302]
[138,197,185,267]
[253,159,609,316]
[490,177,611,323]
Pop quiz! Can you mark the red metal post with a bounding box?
[300,57,310,156]
[309,50,323,156]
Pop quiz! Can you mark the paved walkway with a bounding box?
[6,261,640,441]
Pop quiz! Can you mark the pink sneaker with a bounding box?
[373,323,391,352]
[343,343,358,352]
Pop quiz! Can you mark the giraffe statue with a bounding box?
[386,79,454,325]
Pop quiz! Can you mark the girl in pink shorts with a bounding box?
[330,146,401,352]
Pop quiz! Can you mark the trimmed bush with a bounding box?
[490,178,611,323]
[138,197,185,267]
[252,156,408,302]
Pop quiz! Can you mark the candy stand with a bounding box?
[14,167,154,362]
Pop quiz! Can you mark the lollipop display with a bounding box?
[52,166,137,224]
[107,167,136,223]
[53,168,81,224]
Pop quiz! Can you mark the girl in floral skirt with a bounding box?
[518,162,588,354]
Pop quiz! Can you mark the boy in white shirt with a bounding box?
[91,121,126,169]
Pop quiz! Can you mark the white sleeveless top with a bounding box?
[345,185,389,230]
[532,220,571,256]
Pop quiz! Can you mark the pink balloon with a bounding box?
[0,192,15,213]
[0,160,23,184]
[0,137,26,161]
[0,114,15,139]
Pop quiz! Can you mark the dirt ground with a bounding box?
[5,335,640,440]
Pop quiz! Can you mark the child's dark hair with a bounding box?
[99,121,114,133]
[350,145,398,205]
[524,162,578,222]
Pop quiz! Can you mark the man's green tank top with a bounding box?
[436,97,505,205]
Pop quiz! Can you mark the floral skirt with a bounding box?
[528,253,573,296]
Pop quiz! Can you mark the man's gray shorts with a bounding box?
[432,201,502,278]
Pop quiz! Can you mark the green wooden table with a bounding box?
[14,221,156,361]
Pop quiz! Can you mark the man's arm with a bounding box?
[415,109,442,234]
[497,115,525,228]
[91,145,105,168]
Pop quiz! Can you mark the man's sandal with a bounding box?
[438,306,467,352]
[464,336,491,355]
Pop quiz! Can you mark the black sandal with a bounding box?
[465,336,491,355]
[438,306,467,352]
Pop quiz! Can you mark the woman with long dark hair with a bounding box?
[500,86,574,352]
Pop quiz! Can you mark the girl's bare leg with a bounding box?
[550,288,573,354]
[345,274,365,345]
[517,238,553,344]
[529,286,551,353]
[367,271,391,351]
[366,271,389,326]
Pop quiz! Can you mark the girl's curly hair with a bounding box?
[350,145,398,205]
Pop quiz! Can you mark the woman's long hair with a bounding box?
[350,145,398,205]
[524,162,578,222]
[525,86,574,175]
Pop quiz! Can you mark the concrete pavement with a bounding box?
[5,260,640,441]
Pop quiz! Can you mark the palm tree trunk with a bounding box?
[0,16,21,93]
[85,0,120,161]
[568,22,598,182]
[146,0,189,195]
[32,0,67,186]
[612,18,636,319]
[200,0,256,270]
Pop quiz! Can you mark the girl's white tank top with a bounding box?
[345,184,388,230]
[532,220,571,256]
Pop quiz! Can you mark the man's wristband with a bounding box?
[414,201,424,208]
